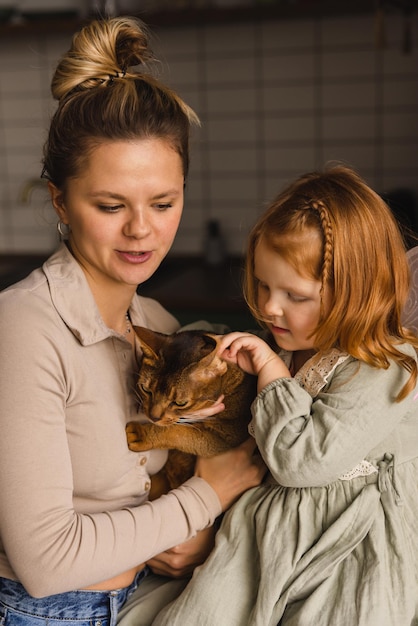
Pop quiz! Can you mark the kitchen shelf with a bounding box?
[0,253,255,329]
[0,0,402,37]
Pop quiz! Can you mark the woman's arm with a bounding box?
[146,526,217,578]
[0,293,263,597]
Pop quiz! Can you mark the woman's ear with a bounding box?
[48,182,68,223]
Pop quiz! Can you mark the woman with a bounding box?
[0,16,264,626]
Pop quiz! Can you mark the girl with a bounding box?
[0,16,264,626]
[152,164,418,626]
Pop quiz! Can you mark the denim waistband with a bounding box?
[0,568,149,620]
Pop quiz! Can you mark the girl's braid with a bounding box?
[309,200,333,311]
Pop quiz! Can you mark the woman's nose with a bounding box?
[123,211,151,238]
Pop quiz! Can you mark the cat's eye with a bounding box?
[173,400,188,408]
[138,383,151,395]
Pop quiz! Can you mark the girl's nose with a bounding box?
[264,295,284,319]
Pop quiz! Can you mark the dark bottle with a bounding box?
[204,219,226,267]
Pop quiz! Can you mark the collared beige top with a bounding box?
[0,244,221,597]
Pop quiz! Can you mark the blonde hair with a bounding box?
[43,16,199,187]
[244,164,418,401]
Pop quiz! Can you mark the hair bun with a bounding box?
[51,16,153,101]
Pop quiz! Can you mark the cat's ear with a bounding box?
[133,326,168,358]
[189,352,228,383]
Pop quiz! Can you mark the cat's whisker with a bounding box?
[177,417,202,424]
[128,380,147,414]
[175,422,204,434]
[178,414,218,424]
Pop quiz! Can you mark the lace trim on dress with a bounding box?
[339,460,378,480]
[294,347,350,398]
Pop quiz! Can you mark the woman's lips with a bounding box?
[117,250,152,264]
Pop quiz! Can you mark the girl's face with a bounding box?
[254,238,326,352]
[49,138,184,293]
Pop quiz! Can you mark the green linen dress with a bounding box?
[153,346,418,626]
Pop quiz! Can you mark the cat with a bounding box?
[126,326,256,499]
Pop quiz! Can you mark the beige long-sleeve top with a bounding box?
[0,244,221,597]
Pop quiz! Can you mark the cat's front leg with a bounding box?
[126,420,213,454]
[126,421,182,451]
[126,421,156,451]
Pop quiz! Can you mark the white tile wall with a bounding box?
[0,10,417,254]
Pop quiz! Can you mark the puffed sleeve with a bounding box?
[251,356,416,487]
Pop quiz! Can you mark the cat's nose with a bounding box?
[149,412,169,424]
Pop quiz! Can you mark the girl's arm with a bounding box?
[252,355,417,487]
[218,331,291,391]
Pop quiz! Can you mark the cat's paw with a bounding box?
[126,421,151,451]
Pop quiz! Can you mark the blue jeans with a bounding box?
[0,569,149,626]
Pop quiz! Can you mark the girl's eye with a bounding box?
[288,292,308,303]
[154,203,172,211]
[257,281,269,291]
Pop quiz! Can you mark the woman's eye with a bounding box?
[98,204,123,213]
[154,203,172,211]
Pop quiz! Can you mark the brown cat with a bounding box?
[126,326,256,499]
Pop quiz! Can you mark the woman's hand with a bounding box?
[146,526,216,578]
[179,395,225,422]
[218,332,290,390]
[195,437,267,512]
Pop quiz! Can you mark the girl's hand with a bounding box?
[195,437,267,512]
[218,332,290,390]
[146,526,216,578]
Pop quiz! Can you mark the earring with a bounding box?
[57,220,71,240]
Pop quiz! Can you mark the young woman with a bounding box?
[0,16,265,626]
[152,165,418,626]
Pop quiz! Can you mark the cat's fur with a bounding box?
[126,326,256,499]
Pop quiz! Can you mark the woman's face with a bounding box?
[49,138,184,292]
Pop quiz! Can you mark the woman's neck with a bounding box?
[97,295,135,335]
[81,269,136,335]
[66,240,137,332]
